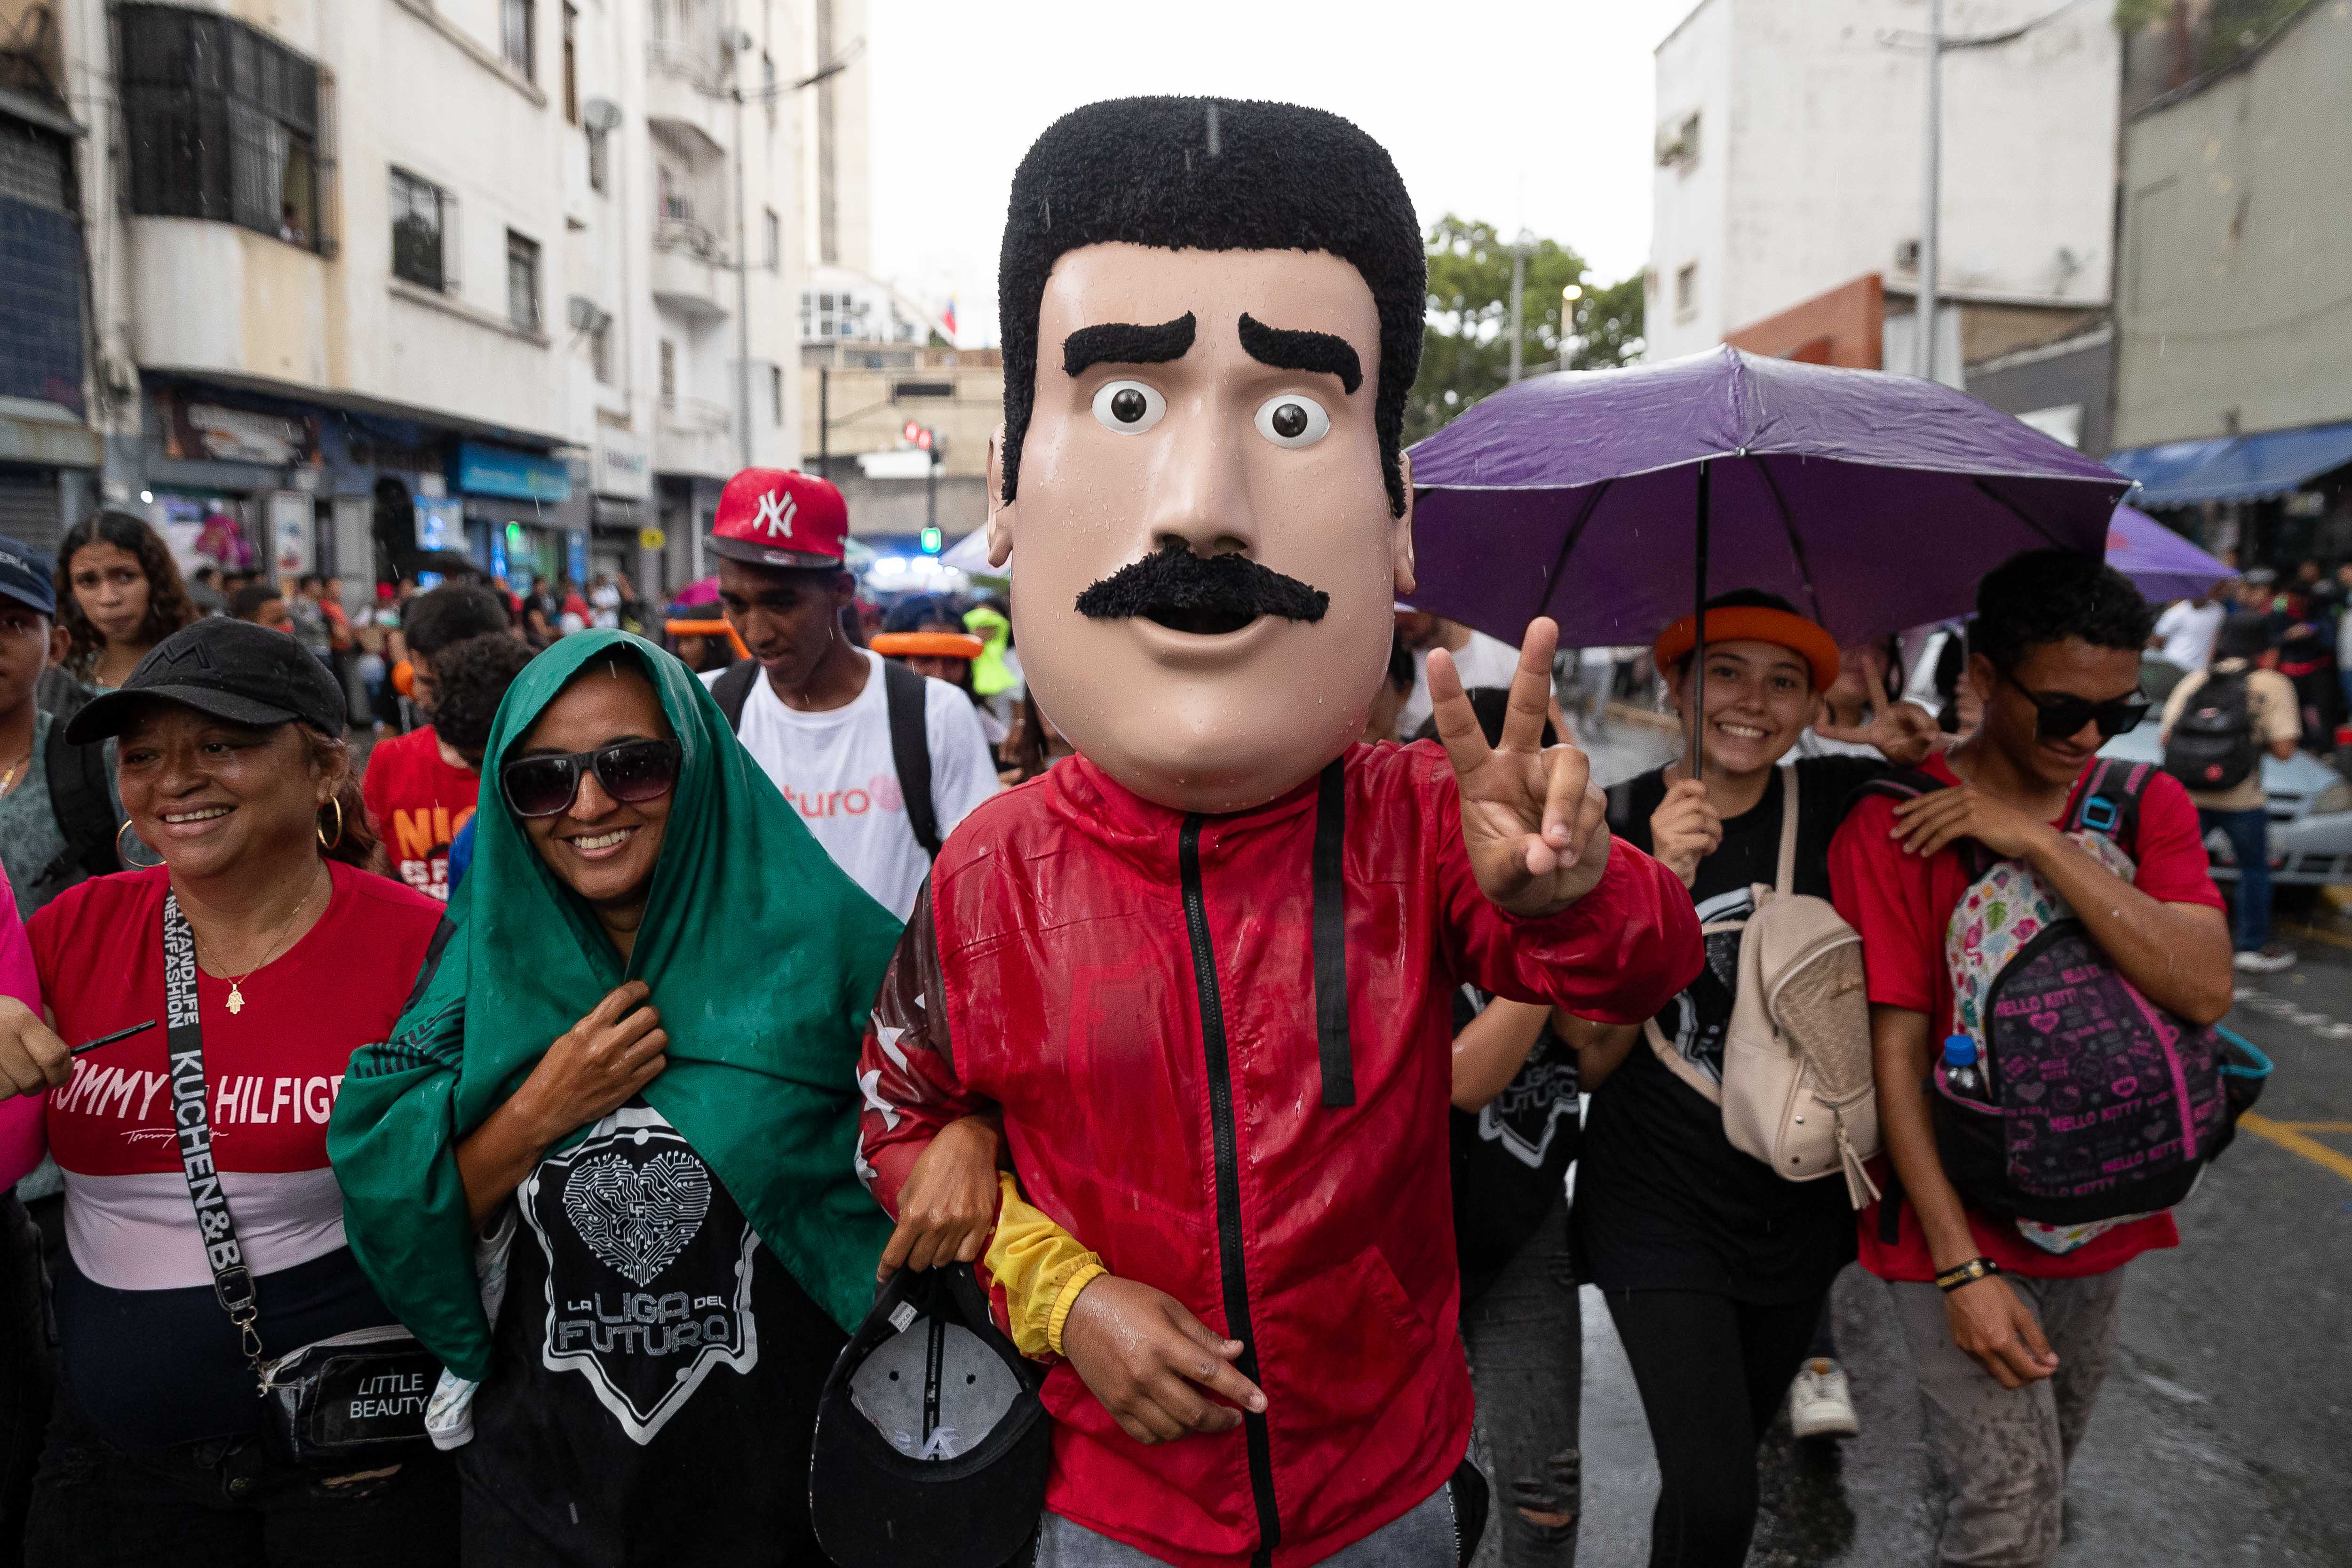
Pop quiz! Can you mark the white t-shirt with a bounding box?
[1398,630,1526,740]
[2153,599,2225,672]
[703,651,999,919]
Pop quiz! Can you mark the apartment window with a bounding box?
[764,206,779,271]
[390,167,453,290]
[586,126,608,192]
[590,317,612,384]
[507,231,541,332]
[562,5,579,124]
[502,0,535,81]
[771,366,783,424]
[117,4,327,251]
[1674,262,1697,320]
[659,340,676,398]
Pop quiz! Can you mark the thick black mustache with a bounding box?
[1074,541,1329,630]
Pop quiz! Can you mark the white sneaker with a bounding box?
[1789,1358,1859,1440]
[2233,944,2296,974]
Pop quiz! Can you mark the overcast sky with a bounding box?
[866,0,1700,347]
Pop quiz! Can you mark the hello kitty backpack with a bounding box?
[1865,760,2232,1236]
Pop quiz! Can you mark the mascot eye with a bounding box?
[1091,380,1166,434]
[1254,394,1330,450]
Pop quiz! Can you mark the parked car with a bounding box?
[2101,719,2352,885]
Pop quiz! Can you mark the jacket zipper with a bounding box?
[1179,814,1281,1567]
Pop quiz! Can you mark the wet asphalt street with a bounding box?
[1565,715,2352,1567]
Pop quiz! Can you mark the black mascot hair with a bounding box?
[997,96,1425,518]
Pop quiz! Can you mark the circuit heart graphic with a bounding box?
[563,1150,712,1286]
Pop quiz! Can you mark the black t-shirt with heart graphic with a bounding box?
[460,1103,846,1566]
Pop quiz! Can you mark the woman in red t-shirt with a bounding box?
[0,618,458,1567]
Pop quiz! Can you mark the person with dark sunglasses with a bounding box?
[1827,549,2233,1568]
[328,633,1007,1566]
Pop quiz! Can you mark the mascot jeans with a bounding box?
[1037,1483,1460,1568]
[1889,1269,2126,1568]
[1460,1199,1580,1568]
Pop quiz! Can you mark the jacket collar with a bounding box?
[1050,750,1334,869]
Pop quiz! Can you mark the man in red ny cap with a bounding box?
[700,467,998,918]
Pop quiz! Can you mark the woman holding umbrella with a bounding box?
[328,631,1003,1564]
[1563,591,1939,1568]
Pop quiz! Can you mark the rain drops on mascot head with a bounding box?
[983,96,1424,814]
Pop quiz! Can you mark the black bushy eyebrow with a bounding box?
[1237,313,1362,394]
[1062,313,1197,377]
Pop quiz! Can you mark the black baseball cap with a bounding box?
[809,1263,1051,1568]
[0,535,54,617]
[67,618,348,743]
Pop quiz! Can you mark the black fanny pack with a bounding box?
[162,892,440,1463]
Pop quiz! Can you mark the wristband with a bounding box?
[1935,1257,2002,1293]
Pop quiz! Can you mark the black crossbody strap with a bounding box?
[712,659,760,731]
[883,660,942,860]
[162,893,266,1379]
[1311,757,1353,1107]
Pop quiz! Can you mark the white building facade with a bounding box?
[23,0,856,602]
[1647,0,2121,370]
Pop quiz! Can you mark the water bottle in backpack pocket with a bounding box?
[1865,762,2244,1252]
[2160,668,2259,792]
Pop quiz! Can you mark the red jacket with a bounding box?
[858,743,1700,1568]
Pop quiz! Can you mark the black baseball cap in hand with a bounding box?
[810,1263,1051,1568]
[67,618,348,744]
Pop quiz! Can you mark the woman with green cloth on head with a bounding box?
[328,631,1004,1567]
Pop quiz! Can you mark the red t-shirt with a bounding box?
[362,726,482,902]
[1827,752,2226,1281]
[31,862,444,1284]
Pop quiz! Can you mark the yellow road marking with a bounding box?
[2278,921,2352,953]
[2273,1121,2352,1134]
[2240,1113,2352,1186]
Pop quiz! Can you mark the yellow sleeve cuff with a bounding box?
[1046,1264,1108,1358]
[982,1171,1105,1360]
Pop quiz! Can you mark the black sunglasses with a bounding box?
[501,739,682,819]
[1994,667,2150,743]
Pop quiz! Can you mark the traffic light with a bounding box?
[920,525,942,555]
[902,420,934,451]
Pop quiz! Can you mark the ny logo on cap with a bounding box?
[753,489,797,540]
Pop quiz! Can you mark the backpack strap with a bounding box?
[882,659,941,860]
[2064,757,2153,857]
[42,706,121,882]
[710,659,760,732]
[1772,764,1799,897]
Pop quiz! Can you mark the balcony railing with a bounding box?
[658,394,731,433]
[653,215,728,265]
[646,38,724,94]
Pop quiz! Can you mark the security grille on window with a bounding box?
[390,167,451,290]
[502,0,535,80]
[659,340,676,398]
[118,4,328,252]
[1675,263,1697,318]
[508,231,542,332]
[591,318,612,384]
[587,126,608,192]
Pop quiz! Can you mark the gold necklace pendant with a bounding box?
[227,984,246,1016]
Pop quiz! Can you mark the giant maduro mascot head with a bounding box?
[985,96,1424,813]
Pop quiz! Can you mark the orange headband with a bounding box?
[1652,606,1840,690]
[871,631,984,661]
[664,619,751,660]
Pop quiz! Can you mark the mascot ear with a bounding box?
[985,422,1016,569]
[1391,448,1417,598]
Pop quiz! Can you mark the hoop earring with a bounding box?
[116,818,143,863]
[317,797,344,851]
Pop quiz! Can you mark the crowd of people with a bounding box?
[0,90,2275,1568]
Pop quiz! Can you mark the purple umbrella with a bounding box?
[1407,345,2130,648]
[2106,506,2232,603]
[1406,347,2130,771]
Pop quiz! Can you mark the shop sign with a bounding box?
[414,495,463,551]
[456,442,572,503]
[163,392,320,468]
[595,430,652,500]
[269,491,313,575]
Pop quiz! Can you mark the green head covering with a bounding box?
[964,603,1015,699]
[329,631,902,1379]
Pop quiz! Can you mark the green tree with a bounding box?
[1405,215,1646,446]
